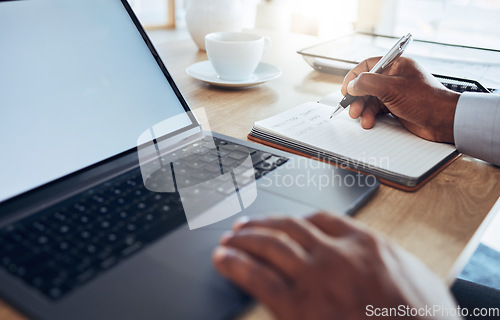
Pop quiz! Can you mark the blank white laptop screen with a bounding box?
[0,0,193,202]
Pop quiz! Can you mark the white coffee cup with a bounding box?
[205,31,271,81]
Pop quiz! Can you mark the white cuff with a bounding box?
[454,92,500,166]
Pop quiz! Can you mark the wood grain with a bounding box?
[1,29,498,320]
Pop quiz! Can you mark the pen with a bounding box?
[329,33,413,119]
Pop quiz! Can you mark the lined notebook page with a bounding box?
[254,102,457,178]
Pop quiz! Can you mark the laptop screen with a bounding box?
[0,0,196,202]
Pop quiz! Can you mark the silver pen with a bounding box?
[329,33,413,119]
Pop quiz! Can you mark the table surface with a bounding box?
[1,28,499,320]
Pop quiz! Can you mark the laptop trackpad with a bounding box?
[145,189,316,287]
[258,164,379,214]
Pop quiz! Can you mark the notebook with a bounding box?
[248,92,460,191]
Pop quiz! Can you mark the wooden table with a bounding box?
[1,28,499,320]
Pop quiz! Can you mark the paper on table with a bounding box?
[318,91,345,106]
[254,102,457,178]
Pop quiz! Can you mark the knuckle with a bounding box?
[214,251,237,273]
[237,219,251,229]
[343,71,355,84]
[357,231,381,250]
[281,217,300,229]
[231,229,270,249]
[273,230,290,244]
[309,211,338,227]
[362,57,375,69]
[228,230,249,244]
[343,73,351,83]
[392,57,418,75]
[402,56,416,67]
[311,211,329,220]
[359,58,370,66]
[293,259,310,276]
[385,78,399,94]
[266,277,287,297]
[355,72,370,88]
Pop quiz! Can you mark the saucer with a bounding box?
[186,61,282,88]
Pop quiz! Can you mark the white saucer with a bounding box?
[186,61,282,88]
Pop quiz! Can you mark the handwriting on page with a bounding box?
[269,109,313,129]
[255,102,456,178]
[268,105,330,136]
[297,116,329,136]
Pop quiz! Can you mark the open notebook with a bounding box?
[248,92,460,191]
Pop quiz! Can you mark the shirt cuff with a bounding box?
[454,92,500,166]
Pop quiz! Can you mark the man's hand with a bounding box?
[213,213,459,320]
[341,57,460,143]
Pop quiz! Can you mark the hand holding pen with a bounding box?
[330,33,413,119]
[338,55,460,143]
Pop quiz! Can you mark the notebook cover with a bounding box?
[247,134,461,192]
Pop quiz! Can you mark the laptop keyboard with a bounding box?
[0,136,288,300]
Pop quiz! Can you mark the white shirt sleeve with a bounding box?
[454,92,500,166]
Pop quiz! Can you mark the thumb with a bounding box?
[347,72,397,100]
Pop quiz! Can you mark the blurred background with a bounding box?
[129,0,500,49]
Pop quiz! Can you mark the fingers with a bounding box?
[306,212,362,237]
[341,57,381,96]
[348,97,368,120]
[233,217,321,251]
[213,246,290,309]
[348,96,385,129]
[342,58,399,130]
[220,228,308,279]
[359,98,382,129]
[346,72,397,99]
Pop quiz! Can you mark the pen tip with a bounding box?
[329,116,332,119]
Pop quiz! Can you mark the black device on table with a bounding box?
[432,74,490,93]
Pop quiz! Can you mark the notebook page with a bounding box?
[254,102,457,178]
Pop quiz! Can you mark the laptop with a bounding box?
[0,0,379,319]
